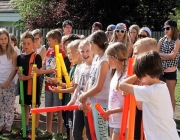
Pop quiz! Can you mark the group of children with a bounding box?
[0,19,179,140]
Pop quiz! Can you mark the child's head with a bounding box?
[133,38,157,57]
[62,20,73,35]
[78,39,94,65]
[46,29,62,49]
[87,30,108,54]
[111,23,128,45]
[163,20,178,40]
[133,51,163,83]
[66,39,82,64]
[138,27,151,39]
[105,42,127,70]
[91,22,103,33]
[31,29,43,47]
[128,24,140,42]
[9,33,18,47]
[21,30,35,53]
[0,28,14,59]
[62,34,85,51]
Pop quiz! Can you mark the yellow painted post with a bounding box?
[55,45,63,99]
[58,53,71,88]
[31,64,37,140]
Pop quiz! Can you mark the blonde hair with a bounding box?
[105,42,127,90]
[128,24,140,43]
[78,39,89,50]
[0,28,14,59]
[111,30,129,47]
[67,39,82,51]
[133,38,158,52]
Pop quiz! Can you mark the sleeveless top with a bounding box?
[36,45,45,54]
[160,37,179,70]
[88,54,111,103]
[0,54,13,83]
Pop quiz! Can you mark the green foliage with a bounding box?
[11,0,178,30]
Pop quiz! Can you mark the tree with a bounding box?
[11,0,177,31]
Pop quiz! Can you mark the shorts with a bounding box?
[45,90,62,107]
[163,70,177,80]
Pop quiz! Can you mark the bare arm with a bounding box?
[159,40,180,60]
[48,84,78,93]
[127,42,133,58]
[119,75,138,95]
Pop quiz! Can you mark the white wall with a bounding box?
[0,13,21,27]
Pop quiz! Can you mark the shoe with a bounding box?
[3,129,12,137]
[54,133,63,140]
[12,129,30,138]
[35,131,52,140]
[27,129,42,139]
[0,129,3,135]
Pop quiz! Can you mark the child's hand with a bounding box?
[78,92,86,103]
[78,102,90,115]
[48,86,61,93]
[67,100,75,106]
[102,110,110,121]
[32,67,40,74]
[1,81,10,89]
[46,76,57,84]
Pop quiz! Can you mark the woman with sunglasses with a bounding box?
[138,27,151,39]
[128,24,140,44]
[105,24,116,42]
[157,20,180,112]
[111,23,133,58]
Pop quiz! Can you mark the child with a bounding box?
[158,20,180,111]
[103,42,127,140]
[119,51,180,140]
[69,39,93,140]
[78,30,111,140]
[48,39,84,140]
[111,23,133,58]
[0,28,17,136]
[33,29,66,139]
[13,31,42,138]
[132,38,158,140]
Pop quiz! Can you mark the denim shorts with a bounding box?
[45,90,62,107]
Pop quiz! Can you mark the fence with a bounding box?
[4,27,165,45]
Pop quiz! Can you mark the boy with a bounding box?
[119,51,180,140]
[13,31,42,138]
[132,37,158,140]
[62,20,73,36]
[33,29,66,139]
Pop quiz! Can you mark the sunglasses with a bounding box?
[138,34,147,38]
[107,31,113,35]
[162,26,170,31]
[116,30,125,33]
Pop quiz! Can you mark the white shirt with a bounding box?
[0,54,13,83]
[73,63,91,104]
[108,72,125,128]
[134,83,180,140]
[88,54,111,102]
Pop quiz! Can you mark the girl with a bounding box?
[103,42,127,140]
[128,24,140,44]
[158,20,180,111]
[111,23,133,58]
[138,27,151,39]
[48,39,83,140]
[78,30,111,140]
[0,28,17,136]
